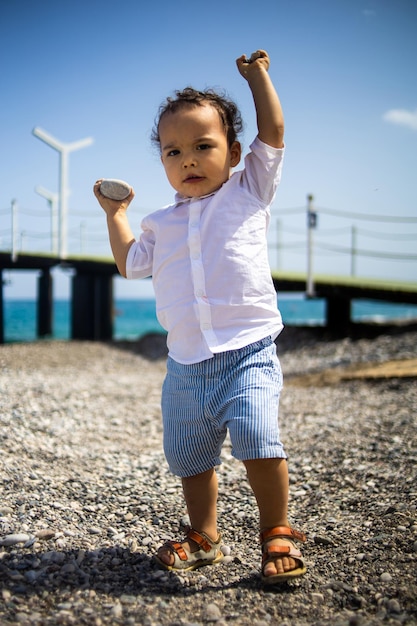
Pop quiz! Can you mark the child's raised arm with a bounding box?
[236,50,284,149]
[93,180,136,277]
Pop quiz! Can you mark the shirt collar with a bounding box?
[174,189,218,206]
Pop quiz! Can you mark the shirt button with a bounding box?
[201,322,211,330]
[196,289,204,297]
[192,253,200,260]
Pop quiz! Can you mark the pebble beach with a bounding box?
[1,325,416,626]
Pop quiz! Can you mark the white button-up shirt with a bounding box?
[126,137,284,364]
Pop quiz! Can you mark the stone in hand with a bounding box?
[100,179,131,200]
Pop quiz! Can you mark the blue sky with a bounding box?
[1,0,416,299]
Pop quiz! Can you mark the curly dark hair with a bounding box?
[151,87,243,150]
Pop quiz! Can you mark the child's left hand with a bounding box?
[236,50,270,79]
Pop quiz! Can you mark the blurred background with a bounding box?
[1,0,416,303]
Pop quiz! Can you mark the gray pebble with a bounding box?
[100,179,131,201]
[386,598,401,614]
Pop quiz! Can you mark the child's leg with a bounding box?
[182,468,218,537]
[156,468,219,566]
[244,457,299,577]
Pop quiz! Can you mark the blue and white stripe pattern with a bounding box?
[161,336,286,477]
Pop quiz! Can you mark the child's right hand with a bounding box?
[93,179,135,216]
[236,49,270,80]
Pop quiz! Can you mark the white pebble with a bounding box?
[311,592,324,603]
[0,533,30,546]
[203,602,222,621]
[110,603,123,618]
[222,555,234,565]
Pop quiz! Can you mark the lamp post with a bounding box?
[35,185,59,255]
[11,199,18,262]
[32,127,93,259]
[306,194,317,297]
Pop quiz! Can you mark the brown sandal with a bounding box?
[154,527,224,572]
[260,526,306,584]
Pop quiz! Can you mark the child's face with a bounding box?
[159,103,241,198]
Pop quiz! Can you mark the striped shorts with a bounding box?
[161,336,286,477]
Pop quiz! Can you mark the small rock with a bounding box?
[120,595,137,605]
[35,529,56,540]
[110,603,123,618]
[0,533,31,546]
[2,589,12,602]
[24,570,39,583]
[141,536,153,546]
[100,179,131,201]
[0,506,14,516]
[311,592,324,602]
[222,555,234,565]
[386,598,401,614]
[380,572,392,582]
[221,544,231,556]
[314,535,334,546]
[203,603,222,621]
[76,549,86,565]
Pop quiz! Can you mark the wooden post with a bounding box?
[71,272,113,340]
[326,294,352,334]
[37,268,53,337]
[0,269,4,344]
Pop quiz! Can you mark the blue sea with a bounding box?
[3,296,417,343]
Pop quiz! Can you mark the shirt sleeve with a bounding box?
[125,219,155,279]
[241,136,285,205]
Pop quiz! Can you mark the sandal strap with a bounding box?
[186,528,219,553]
[166,540,188,562]
[159,528,221,564]
[260,525,306,546]
[262,543,302,561]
